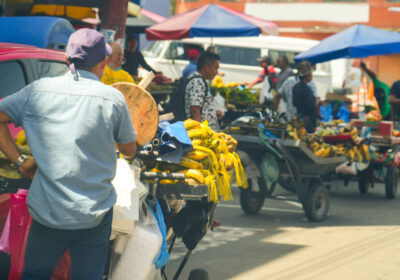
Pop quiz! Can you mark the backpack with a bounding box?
[164,75,208,122]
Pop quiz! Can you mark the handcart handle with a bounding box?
[141,171,185,180]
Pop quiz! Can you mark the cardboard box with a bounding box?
[351,119,393,137]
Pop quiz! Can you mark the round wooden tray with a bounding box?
[112,82,158,146]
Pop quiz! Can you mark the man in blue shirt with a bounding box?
[0,29,137,279]
[182,49,200,79]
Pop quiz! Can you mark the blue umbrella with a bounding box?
[295,24,400,64]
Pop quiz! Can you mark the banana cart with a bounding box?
[355,135,400,199]
[232,132,346,222]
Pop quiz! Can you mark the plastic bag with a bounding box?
[0,211,10,254]
[213,94,227,116]
[148,201,170,269]
[108,200,163,280]
[259,78,273,104]
[336,162,357,175]
[320,103,333,122]
[337,103,350,123]
[112,158,138,221]
[112,159,148,235]
[7,189,71,280]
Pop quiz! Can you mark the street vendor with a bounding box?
[101,41,135,85]
[182,49,200,79]
[246,55,275,89]
[292,61,318,133]
[274,62,318,120]
[184,51,222,130]
[390,79,400,127]
[123,36,160,77]
[360,62,391,120]
[0,29,137,279]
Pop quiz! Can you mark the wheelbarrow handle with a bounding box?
[258,126,284,160]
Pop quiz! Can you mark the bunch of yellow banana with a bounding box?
[182,119,248,203]
[307,140,371,164]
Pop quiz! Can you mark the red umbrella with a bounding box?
[146,4,278,40]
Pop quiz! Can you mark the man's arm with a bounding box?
[138,52,158,73]
[389,94,400,105]
[190,106,202,122]
[247,77,261,89]
[360,62,377,80]
[0,112,36,178]
[117,141,137,158]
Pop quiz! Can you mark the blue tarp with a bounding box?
[295,24,400,64]
[0,16,74,49]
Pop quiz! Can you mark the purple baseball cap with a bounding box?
[66,28,112,74]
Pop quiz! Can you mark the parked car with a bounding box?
[0,42,68,278]
[142,36,350,99]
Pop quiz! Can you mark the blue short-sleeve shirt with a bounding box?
[0,70,136,229]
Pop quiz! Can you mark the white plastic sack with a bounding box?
[213,94,227,116]
[108,202,163,280]
[112,159,148,234]
[336,162,357,175]
[259,78,273,104]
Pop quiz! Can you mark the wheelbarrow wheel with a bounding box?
[240,188,265,214]
[385,166,398,199]
[188,269,209,280]
[303,181,329,222]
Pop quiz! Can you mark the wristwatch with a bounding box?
[14,154,28,169]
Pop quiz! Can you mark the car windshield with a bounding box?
[215,46,260,67]
[143,41,165,58]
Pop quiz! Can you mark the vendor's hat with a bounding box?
[257,55,272,64]
[297,60,313,77]
[66,28,112,74]
[188,49,200,60]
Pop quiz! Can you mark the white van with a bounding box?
[142,36,347,99]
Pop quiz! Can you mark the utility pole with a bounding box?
[100,0,129,41]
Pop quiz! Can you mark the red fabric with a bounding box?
[7,190,71,280]
[146,5,206,40]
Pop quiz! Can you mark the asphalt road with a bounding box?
[164,179,400,280]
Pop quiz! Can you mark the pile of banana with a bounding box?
[306,140,370,163]
[146,119,247,203]
[284,122,371,163]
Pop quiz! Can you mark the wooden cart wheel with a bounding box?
[385,166,398,199]
[240,181,265,215]
[303,180,330,222]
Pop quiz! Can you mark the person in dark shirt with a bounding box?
[292,61,317,133]
[390,80,400,125]
[123,36,159,77]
